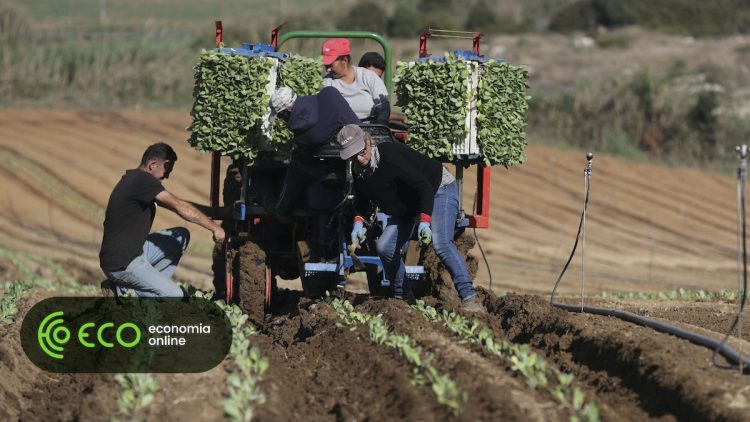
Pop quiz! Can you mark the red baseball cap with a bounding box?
[321,38,351,65]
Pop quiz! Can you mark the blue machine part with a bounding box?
[416,50,504,63]
[304,260,423,281]
[232,202,246,221]
[216,43,287,60]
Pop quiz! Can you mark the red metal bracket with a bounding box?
[467,165,490,228]
[215,21,223,48]
[210,21,224,216]
[419,30,431,58]
[472,32,483,55]
[271,22,287,50]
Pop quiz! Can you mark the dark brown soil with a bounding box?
[491,293,750,421]
[4,282,750,421]
[0,290,119,422]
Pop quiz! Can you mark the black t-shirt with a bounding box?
[99,169,165,271]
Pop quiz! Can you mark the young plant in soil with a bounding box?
[113,373,159,421]
[596,288,745,302]
[112,299,162,421]
[213,295,269,422]
[413,300,600,422]
[331,297,466,415]
[0,281,32,324]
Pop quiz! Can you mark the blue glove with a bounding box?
[351,221,366,244]
[418,222,432,246]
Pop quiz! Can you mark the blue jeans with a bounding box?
[376,182,476,301]
[104,227,190,298]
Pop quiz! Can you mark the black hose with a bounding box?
[550,152,750,372]
[712,146,748,371]
[555,302,750,369]
[549,156,590,306]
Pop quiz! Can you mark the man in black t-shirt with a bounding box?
[99,142,225,298]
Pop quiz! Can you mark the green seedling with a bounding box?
[332,298,465,415]
[413,300,600,422]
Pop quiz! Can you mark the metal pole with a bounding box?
[582,152,593,312]
[737,144,748,373]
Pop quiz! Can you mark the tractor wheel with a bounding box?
[235,240,268,325]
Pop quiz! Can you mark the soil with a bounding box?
[4,283,750,420]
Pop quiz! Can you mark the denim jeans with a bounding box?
[376,182,476,301]
[104,227,190,298]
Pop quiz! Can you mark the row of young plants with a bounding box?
[112,373,160,422]
[188,49,321,162]
[330,297,466,415]
[111,295,163,421]
[596,288,744,302]
[394,52,528,167]
[0,246,98,294]
[209,293,270,422]
[0,247,99,326]
[413,300,600,422]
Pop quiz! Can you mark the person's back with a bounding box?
[289,86,359,147]
[353,141,443,218]
[100,169,164,272]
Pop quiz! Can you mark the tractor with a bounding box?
[205,24,493,324]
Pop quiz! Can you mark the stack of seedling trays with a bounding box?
[188,43,322,162]
[394,51,529,167]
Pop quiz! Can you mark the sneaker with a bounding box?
[461,295,486,315]
[100,280,117,297]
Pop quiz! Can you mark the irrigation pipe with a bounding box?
[549,152,750,372]
[712,145,749,372]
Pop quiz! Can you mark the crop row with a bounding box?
[331,297,465,414]
[211,293,269,422]
[595,288,744,302]
[0,246,98,294]
[413,300,600,422]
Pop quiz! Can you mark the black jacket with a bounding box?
[354,142,443,218]
[288,86,360,147]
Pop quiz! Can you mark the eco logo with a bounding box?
[37,311,70,359]
[22,297,232,373]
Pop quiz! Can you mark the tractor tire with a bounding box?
[235,240,268,325]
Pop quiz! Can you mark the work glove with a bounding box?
[351,218,366,244]
[418,222,432,246]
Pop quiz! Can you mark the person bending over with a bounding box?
[336,125,485,314]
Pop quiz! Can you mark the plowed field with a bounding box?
[1,109,749,421]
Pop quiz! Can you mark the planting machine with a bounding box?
[206,23,493,323]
